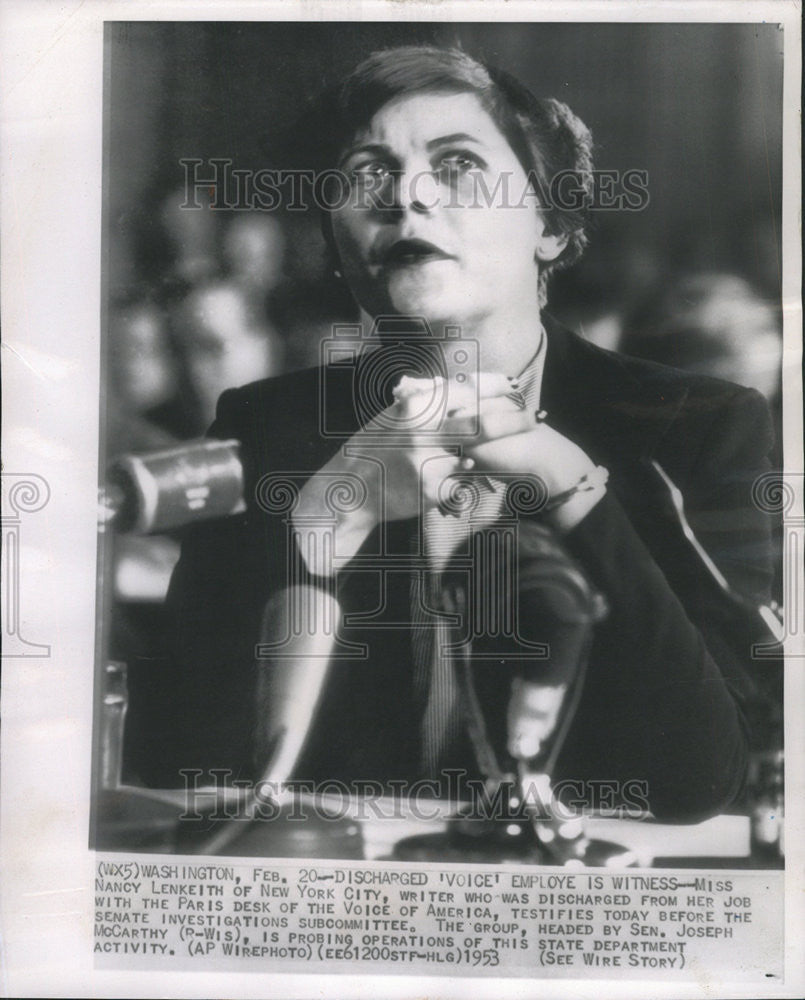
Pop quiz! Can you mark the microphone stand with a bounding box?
[394,524,635,867]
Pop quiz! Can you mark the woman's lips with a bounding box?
[380,238,455,266]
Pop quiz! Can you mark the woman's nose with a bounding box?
[392,167,440,215]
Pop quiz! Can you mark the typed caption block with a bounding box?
[93,856,783,981]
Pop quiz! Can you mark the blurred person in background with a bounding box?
[107,295,181,455]
[158,183,220,290]
[222,213,287,305]
[110,277,285,780]
[621,273,782,403]
[125,174,221,304]
[171,280,285,436]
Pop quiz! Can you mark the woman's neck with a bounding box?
[363,298,544,378]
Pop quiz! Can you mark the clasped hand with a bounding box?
[349,372,595,524]
[293,372,601,573]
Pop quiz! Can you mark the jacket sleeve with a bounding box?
[559,387,774,821]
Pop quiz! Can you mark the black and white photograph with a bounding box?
[95,17,787,856]
[1,2,802,997]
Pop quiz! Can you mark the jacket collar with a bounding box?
[540,313,691,470]
[324,314,692,470]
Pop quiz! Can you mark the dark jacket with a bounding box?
[151,318,774,821]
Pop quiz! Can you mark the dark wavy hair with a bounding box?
[315,45,595,305]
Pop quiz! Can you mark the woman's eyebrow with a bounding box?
[338,133,484,167]
[338,142,393,167]
[425,132,483,150]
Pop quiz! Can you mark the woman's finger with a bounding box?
[468,371,521,399]
[394,373,516,403]
[464,430,542,476]
[445,372,521,414]
[443,406,536,442]
[419,451,462,504]
[464,394,527,417]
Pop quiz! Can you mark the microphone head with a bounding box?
[106,438,246,533]
[514,519,607,686]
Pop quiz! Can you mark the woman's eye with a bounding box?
[350,160,391,179]
[437,152,482,175]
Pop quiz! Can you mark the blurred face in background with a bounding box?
[678,276,782,401]
[176,283,280,426]
[110,303,176,412]
[625,273,783,403]
[329,91,566,369]
[222,215,286,296]
[159,184,219,285]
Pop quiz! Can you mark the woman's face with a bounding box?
[330,90,565,330]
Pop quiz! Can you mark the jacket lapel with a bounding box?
[540,315,691,477]
[317,317,695,534]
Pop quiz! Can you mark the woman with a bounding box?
[156,46,774,823]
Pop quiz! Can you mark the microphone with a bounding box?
[100,438,246,534]
[193,583,340,856]
[252,585,339,786]
[394,521,611,864]
[506,519,607,771]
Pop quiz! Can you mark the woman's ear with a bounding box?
[534,231,569,264]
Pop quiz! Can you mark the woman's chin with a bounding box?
[386,282,474,326]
